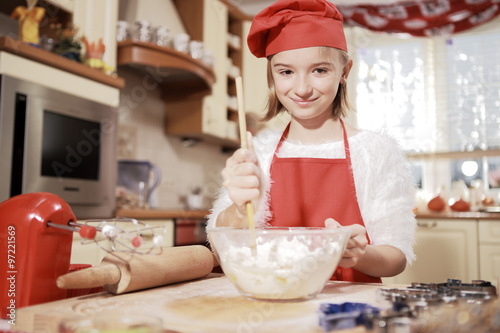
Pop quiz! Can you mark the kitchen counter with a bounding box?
[115,209,210,246]
[115,208,500,221]
[415,210,500,220]
[16,275,393,333]
[116,208,210,220]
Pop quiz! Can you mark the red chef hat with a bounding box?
[247,0,347,58]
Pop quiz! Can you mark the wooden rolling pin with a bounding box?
[57,245,214,294]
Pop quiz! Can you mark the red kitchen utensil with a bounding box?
[0,192,75,320]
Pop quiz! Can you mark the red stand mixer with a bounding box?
[0,192,75,320]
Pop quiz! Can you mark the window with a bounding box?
[350,19,500,195]
[356,40,428,152]
[445,33,500,152]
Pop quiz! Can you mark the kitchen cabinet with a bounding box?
[241,20,270,121]
[71,219,175,266]
[174,218,208,246]
[383,218,479,285]
[479,220,500,286]
[165,0,254,148]
[225,1,245,135]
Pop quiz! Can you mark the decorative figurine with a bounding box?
[10,0,46,46]
[81,37,113,73]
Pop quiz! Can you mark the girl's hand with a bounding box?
[325,218,368,269]
[221,132,262,211]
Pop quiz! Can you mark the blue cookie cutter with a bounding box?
[319,302,380,331]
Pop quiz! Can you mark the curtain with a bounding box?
[337,0,500,36]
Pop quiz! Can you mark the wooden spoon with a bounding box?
[235,76,257,253]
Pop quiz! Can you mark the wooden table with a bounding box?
[16,274,394,333]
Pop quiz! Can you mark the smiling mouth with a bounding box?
[292,98,317,106]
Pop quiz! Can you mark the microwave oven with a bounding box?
[0,75,118,218]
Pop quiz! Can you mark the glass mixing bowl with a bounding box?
[207,227,350,301]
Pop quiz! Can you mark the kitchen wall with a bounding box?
[117,68,228,210]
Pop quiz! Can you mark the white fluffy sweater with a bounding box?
[207,128,417,264]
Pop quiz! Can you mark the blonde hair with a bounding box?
[261,47,352,122]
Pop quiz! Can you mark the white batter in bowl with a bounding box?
[207,227,350,301]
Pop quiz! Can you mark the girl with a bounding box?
[207,0,417,283]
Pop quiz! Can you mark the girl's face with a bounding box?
[270,47,351,124]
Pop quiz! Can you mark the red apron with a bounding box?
[268,119,382,283]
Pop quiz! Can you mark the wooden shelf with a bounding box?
[407,148,500,160]
[227,42,241,53]
[0,36,125,89]
[117,40,216,99]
